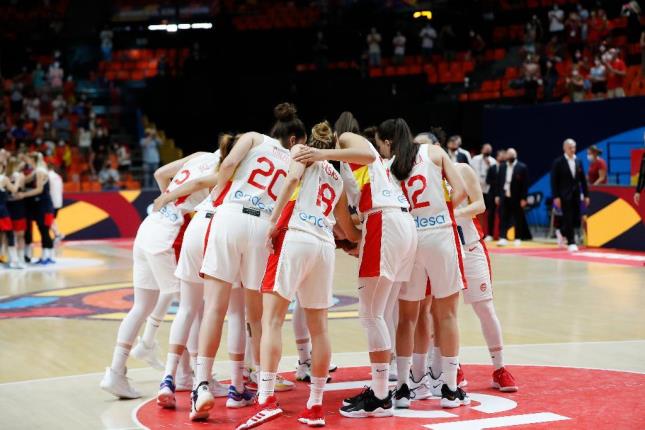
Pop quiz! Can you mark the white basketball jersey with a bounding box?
[163,152,220,214]
[398,144,453,230]
[339,141,408,217]
[221,135,290,217]
[455,200,484,245]
[281,160,343,243]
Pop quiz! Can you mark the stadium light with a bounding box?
[147,22,213,32]
[191,23,213,29]
[413,10,432,20]
[178,24,191,30]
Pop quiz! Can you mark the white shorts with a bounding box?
[262,230,334,309]
[462,240,493,304]
[406,225,466,300]
[132,243,180,294]
[200,204,271,289]
[358,209,417,282]
[175,211,214,284]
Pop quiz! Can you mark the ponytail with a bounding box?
[378,118,417,181]
[270,102,306,148]
[334,111,360,135]
[218,132,239,165]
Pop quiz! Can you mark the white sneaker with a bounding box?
[8,262,23,269]
[209,376,229,397]
[567,244,579,252]
[190,382,214,421]
[409,372,433,401]
[497,239,508,246]
[130,337,164,370]
[513,239,521,247]
[484,235,493,242]
[296,360,311,381]
[428,371,444,397]
[100,367,141,399]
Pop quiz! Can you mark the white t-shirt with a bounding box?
[549,8,564,32]
[504,161,516,198]
[367,33,382,54]
[48,170,63,209]
[393,35,406,55]
[420,26,437,49]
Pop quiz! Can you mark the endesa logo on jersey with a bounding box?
[157,204,182,223]
[234,190,275,214]
[298,211,332,232]
[414,213,447,228]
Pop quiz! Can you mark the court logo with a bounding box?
[0,283,358,320]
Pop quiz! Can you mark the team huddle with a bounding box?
[99,103,517,429]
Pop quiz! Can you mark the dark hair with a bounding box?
[310,121,334,150]
[430,126,447,148]
[362,126,378,149]
[270,102,306,147]
[218,133,239,165]
[334,111,360,135]
[378,118,417,181]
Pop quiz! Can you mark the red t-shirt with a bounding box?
[588,157,607,184]
[607,58,625,89]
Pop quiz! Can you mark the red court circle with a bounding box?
[136,364,645,429]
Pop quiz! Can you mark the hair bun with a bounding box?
[311,121,332,144]
[274,103,297,122]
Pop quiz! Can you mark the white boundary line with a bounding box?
[131,400,151,430]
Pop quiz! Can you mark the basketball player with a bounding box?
[152,135,253,409]
[293,299,339,382]
[0,161,20,267]
[5,157,27,268]
[100,150,219,399]
[293,112,418,419]
[453,162,518,392]
[383,118,470,408]
[237,122,361,429]
[189,103,306,421]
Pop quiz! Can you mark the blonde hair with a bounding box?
[6,157,21,176]
[310,121,334,150]
[29,152,47,170]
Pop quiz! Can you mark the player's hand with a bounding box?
[520,199,527,208]
[265,223,279,253]
[494,196,500,205]
[635,193,641,206]
[293,147,324,163]
[152,195,167,212]
[584,197,590,207]
[553,197,561,209]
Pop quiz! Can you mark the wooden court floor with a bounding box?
[0,240,644,429]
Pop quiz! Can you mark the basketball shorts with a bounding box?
[358,208,417,282]
[200,204,271,290]
[462,240,493,304]
[7,200,26,231]
[262,229,335,309]
[133,243,180,294]
[405,225,467,300]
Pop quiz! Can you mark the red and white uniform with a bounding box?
[201,135,290,289]
[399,144,466,300]
[455,201,492,304]
[262,159,343,308]
[340,142,416,281]
[133,152,219,293]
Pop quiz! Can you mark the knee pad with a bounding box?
[360,315,391,352]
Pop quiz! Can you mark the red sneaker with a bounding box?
[457,365,468,388]
[298,404,325,427]
[235,396,283,430]
[492,367,518,392]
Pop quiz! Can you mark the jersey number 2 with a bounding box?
[247,157,287,201]
[401,175,430,209]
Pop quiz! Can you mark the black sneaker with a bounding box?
[440,384,471,408]
[339,389,393,418]
[394,383,411,409]
[342,386,372,407]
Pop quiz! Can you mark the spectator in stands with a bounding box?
[496,148,531,245]
[588,9,608,47]
[367,27,382,67]
[469,29,486,62]
[605,48,626,98]
[471,143,497,239]
[98,160,120,191]
[565,11,582,56]
[77,126,92,162]
[439,24,457,60]
[622,1,643,43]
[116,142,131,173]
[524,19,538,54]
[420,23,437,58]
[586,145,607,185]
[551,139,589,251]
[48,61,64,92]
[447,135,471,163]
[56,140,72,176]
[548,4,565,40]
[578,4,590,41]
[542,58,559,101]
[100,26,113,61]
[25,97,40,122]
[392,31,406,65]
[51,94,66,116]
[566,66,585,102]
[32,64,45,93]
[523,54,542,102]
[140,128,161,188]
[10,84,23,115]
[589,56,607,99]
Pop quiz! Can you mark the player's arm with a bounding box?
[292,132,376,165]
[18,171,47,198]
[333,192,362,243]
[453,164,485,218]
[2,176,18,194]
[268,146,307,227]
[209,131,259,201]
[152,170,218,212]
[441,152,467,207]
[153,151,210,192]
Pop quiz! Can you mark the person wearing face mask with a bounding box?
[495,148,531,246]
[446,135,471,164]
[471,144,497,240]
[586,145,607,185]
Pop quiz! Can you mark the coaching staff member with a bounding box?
[551,138,589,252]
[495,148,532,245]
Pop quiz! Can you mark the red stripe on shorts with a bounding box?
[213,181,232,207]
[425,277,432,297]
[12,218,26,232]
[0,217,12,231]
[172,214,192,262]
[447,201,468,290]
[358,210,382,278]
[480,238,493,283]
[261,228,287,293]
[44,213,55,227]
[199,215,215,279]
[358,182,373,214]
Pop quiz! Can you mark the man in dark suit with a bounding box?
[551,138,589,251]
[495,148,532,245]
[485,149,506,240]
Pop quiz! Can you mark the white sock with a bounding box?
[26,244,33,259]
[396,356,411,388]
[8,246,18,264]
[164,353,181,378]
[307,376,326,408]
[141,316,162,347]
[491,348,504,369]
[431,347,442,377]
[371,363,389,399]
[297,341,311,365]
[195,356,214,386]
[179,350,192,376]
[190,353,197,373]
[411,353,427,381]
[258,371,276,404]
[110,346,130,374]
[442,356,459,391]
[230,360,245,391]
[42,247,50,259]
